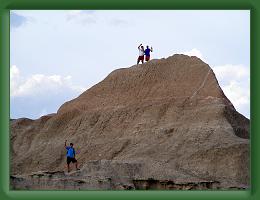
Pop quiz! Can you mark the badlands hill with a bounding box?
[11,54,249,190]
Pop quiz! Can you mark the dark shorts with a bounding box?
[138,55,144,61]
[67,157,77,164]
[145,55,150,61]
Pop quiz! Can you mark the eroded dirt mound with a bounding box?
[11,54,250,190]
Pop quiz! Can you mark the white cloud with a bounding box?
[10,65,86,119]
[213,64,250,118]
[223,80,249,106]
[10,65,86,98]
[213,64,249,82]
[66,10,96,24]
[10,65,19,79]
[10,65,23,95]
[182,48,204,60]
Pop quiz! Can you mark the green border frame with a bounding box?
[0,0,259,199]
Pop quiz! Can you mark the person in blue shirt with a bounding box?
[64,140,80,172]
[144,46,153,62]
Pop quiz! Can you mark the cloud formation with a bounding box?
[212,64,249,84]
[183,48,204,60]
[11,65,85,97]
[212,64,250,118]
[10,65,86,119]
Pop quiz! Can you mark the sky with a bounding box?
[10,10,250,119]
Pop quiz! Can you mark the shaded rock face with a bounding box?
[10,54,250,190]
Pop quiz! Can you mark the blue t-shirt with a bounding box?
[144,49,151,56]
[66,146,75,158]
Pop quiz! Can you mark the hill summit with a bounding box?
[11,54,249,190]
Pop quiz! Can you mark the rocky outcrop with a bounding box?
[10,54,250,190]
[10,160,247,190]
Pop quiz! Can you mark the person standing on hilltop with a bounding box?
[144,46,153,62]
[137,44,145,64]
[64,140,80,172]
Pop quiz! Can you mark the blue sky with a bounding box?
[10,10,250,119]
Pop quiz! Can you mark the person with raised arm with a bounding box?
[137,43,145,64]
[144,45,153,62]
[64,140,80,172]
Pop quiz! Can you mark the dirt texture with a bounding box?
[10,54,250,190]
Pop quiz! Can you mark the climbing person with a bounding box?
[64,140,80,172]
[144,46,153,62]
[137,44,145,64]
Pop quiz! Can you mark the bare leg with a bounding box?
[67,164,70,173]
[75,162,80,170]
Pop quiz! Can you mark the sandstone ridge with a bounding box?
[11,54,250,190]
